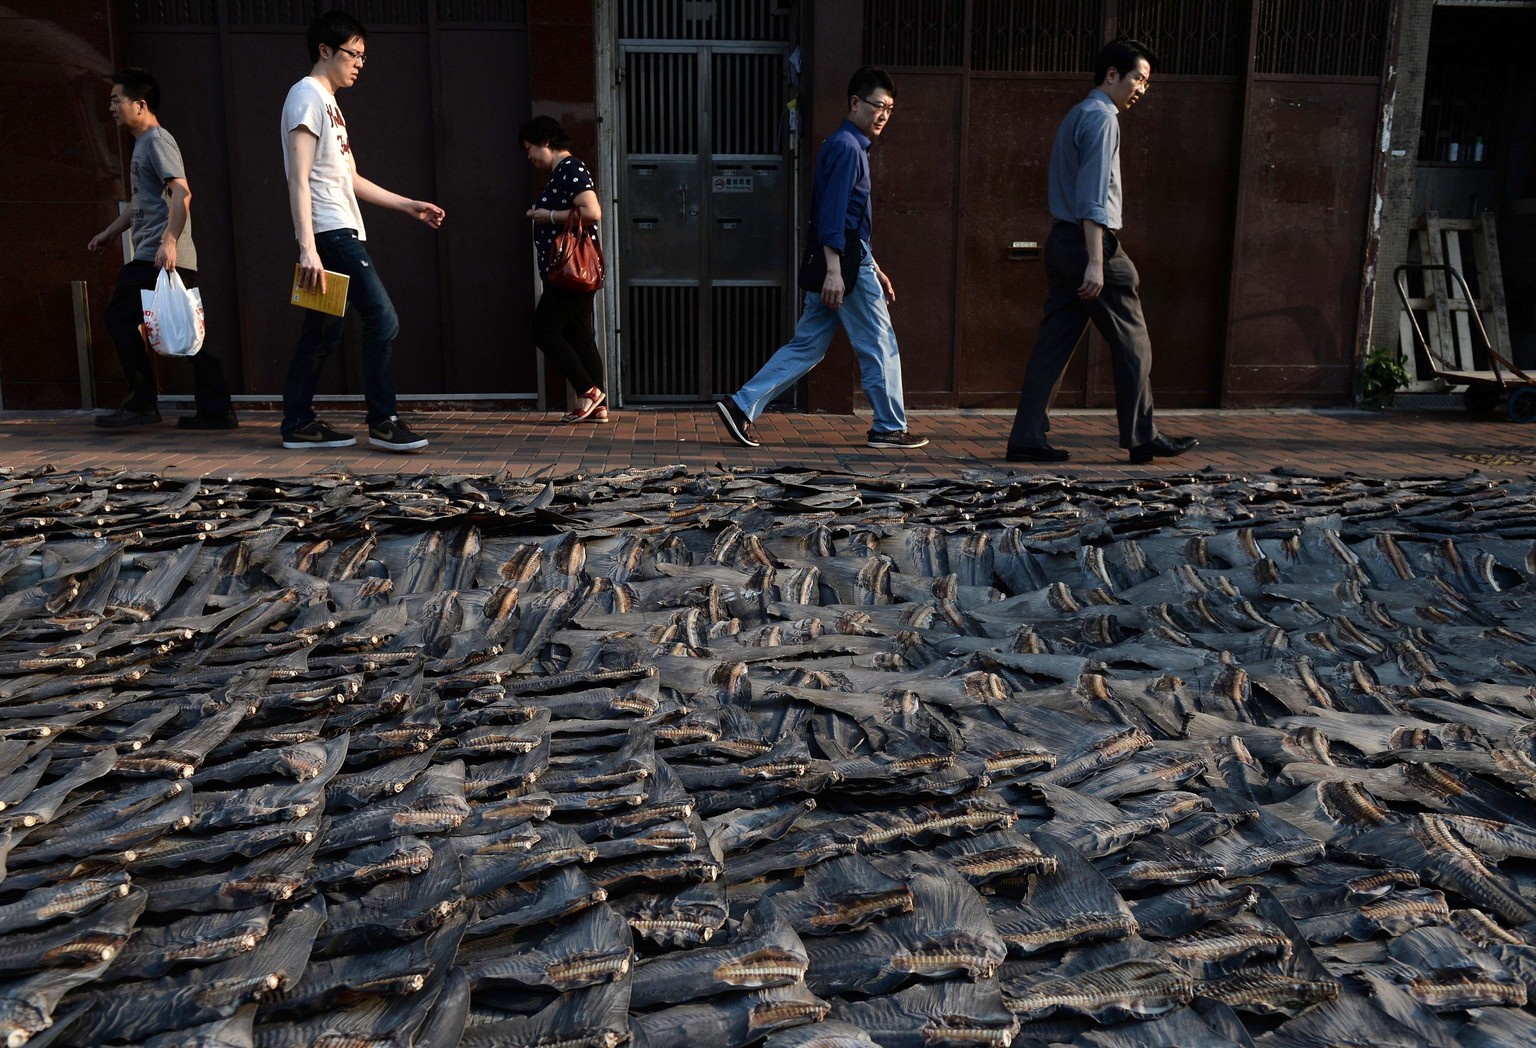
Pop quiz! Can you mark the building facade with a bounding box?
[3,0,1531,415]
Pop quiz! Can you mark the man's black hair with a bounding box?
[112,67,160,114]
[307,10,368,63]
[519,116,572,150]
[847,66,896,102]
[1094,38,1157,85]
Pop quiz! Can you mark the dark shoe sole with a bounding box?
[368,436,429,452]
[1006,445,1069,463]
[282,436,356,449]
[867,435,930,449]
[715,401,760,447]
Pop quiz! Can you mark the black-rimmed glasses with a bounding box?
[858,95,895,115]
[335,45,367,65]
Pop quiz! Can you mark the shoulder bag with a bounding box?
[546,209,605,292]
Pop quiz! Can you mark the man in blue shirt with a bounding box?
[1005,39,1198,466]
[716,67,927,450]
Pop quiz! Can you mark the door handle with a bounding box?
[678,183,687,219]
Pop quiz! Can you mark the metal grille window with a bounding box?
[711,286,784,396]
[624,51,699,155]
[712,52,783,157]
[864,0,965,68]
[125,0,218,24]
[619,0,789,43]
[1255,0,1391,77]
[1116,0,1245,77]
[626,286,701,397]
[218,1,426,25]
[969,0,1098,74]
[436,0,526,21]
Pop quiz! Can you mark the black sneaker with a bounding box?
[282,419,356,449]
[715,399,760,448]
[866,429,929,449]
[177,409,239,430]
[96,406,161,429]
[369,415,429,452]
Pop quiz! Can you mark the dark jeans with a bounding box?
[532,284,604,394]
[104,260,233,414]
[283,228,400,435]
[1008,222,1158,450]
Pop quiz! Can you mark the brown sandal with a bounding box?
[560,387,605,424]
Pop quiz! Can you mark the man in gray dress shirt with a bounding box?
[1005,38,1198,466]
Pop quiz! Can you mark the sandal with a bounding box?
[560,387,605,424]
[587,405,610,423]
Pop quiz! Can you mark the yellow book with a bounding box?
[290,265,350,317]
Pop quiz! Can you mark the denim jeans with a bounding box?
[104,260,233,414]
[731,242,908,434]
[283,228,400,435]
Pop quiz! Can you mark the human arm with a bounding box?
[353,173,446,228]
[524,189,601,226]
[155,178,191,271]
[87,209,132,252]
[1072,109,1117,300]
[813,138,860,308]
[1079,219,1105,300]
[286,127,326,294]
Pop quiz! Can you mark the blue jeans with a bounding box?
[283,228,400,435]
[731,242,908,433]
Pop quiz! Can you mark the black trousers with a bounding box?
[532,284,604,394]
[104,260,233,414]
[1008,222,1157,450]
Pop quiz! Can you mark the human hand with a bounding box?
[87,230,111,253]
[411,200,446,228]
[297,245,326,294]
[155,237,178,272]
[876,267,895,306]
[1078,261,1105,300]
[821,270,846,310]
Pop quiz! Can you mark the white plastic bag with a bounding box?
[139,269,205,357]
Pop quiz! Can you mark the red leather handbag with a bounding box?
[545,209,605,291]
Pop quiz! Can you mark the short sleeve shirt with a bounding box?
[130,126,196,269]
[533,156,599,278]
[281,76,367,239]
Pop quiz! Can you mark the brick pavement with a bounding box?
[1,406,1534,482]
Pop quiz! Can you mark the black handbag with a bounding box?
[797,224,864,294]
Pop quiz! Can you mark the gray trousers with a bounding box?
[1008,222,1158,450]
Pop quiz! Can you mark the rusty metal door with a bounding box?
[618,1,795,402]
[1222,0,1394,406]
[120,0,535,402]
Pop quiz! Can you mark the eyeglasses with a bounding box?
[335,45,367,65]
[858,96,895,116]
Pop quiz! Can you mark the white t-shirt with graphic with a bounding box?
[280,76,367,239]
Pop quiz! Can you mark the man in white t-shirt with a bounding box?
[280,10,445,452]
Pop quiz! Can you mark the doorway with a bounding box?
[616,2,796,402]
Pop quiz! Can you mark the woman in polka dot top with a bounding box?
[522,115,607,423]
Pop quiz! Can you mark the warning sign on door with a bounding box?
[712,176,753,193]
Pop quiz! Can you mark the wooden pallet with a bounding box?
[1397,211,1512,391]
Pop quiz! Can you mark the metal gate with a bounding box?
[618,4,795,402]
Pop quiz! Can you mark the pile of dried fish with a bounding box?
[0,462,1535,1045]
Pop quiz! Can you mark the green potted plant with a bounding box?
[1360,346,1410,409]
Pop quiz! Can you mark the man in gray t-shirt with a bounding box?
[86,68,236,430]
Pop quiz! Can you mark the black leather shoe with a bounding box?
[1129,434,1199,464]
[1006,444,1070,463]
[95,406,161,429]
